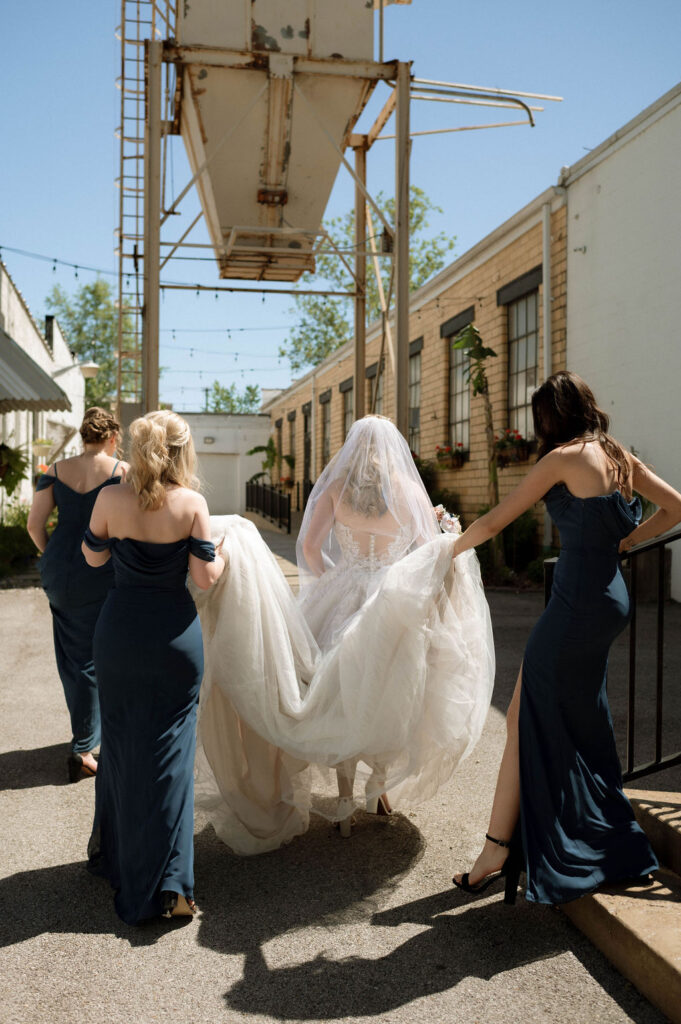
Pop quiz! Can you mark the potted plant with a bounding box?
[0,442,30,496]
[495,429,533,467]
[436,442,467,469]
[32,437,53,459]
[279,475,294,489]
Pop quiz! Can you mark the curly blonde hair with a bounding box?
[80,407,120,445]
[127,410,199,510]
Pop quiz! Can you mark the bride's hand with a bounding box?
[619,533,635,554]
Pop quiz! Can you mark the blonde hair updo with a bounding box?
[80,406,120,446]
[127,410,198,510]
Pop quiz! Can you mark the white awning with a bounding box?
[0,328,71,414]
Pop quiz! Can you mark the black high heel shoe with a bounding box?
[160,890,197,918]
[453,831,524,905]
[67,752,98,783]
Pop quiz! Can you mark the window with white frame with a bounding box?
[508,291,538,439]
[408,349,421,455]
[340,378,354,440]
[321,398,331,467]
[365,360,384,417]
[449,345,470,451]
[288,414,295,465]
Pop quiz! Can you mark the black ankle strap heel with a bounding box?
[485,833,512,849]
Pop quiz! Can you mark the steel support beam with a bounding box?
[165,45,397,81]
[394,62,410,440]
[142,39,162,413]
[354,142,367,422]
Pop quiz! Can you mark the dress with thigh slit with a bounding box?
[83,527,215,925]
[520,484,658,904]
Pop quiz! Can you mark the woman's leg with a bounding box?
[454,665,522,886]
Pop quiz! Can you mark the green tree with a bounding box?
[206,381,261,413]
[281,186,455,371]
[45,279,135,409]
[452,322,505,575]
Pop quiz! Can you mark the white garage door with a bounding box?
[197,453,241,514]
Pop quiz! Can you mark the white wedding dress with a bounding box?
[193,512,495,855]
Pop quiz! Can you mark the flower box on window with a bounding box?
[435,443,468,469]
[494,429,535,468]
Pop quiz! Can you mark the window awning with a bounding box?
[0,328,72,414]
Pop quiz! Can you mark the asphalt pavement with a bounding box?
[0,531,674,1024]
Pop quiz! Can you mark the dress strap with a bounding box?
[83,526,114,552]
[53,461,59,478]
[189,536,216,562]
[36,473,56,492]
[109,459,121,478]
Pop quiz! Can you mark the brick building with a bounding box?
[263,185,567,524]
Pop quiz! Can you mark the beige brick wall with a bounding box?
[267,203,568,524]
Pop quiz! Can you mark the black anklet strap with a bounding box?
[485,832,511,848]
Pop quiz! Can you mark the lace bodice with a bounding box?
[334,521,413,572]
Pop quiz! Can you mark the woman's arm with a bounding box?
[188,495,225,590]
[453,451,563,557]
[81,490,113,566]
[27,471,56,552]
[301,489,335,576]
[619,458,681,553]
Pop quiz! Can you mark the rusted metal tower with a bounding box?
[116,0,560,440]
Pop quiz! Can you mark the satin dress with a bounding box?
[83,527,215,925]
[520,483,658,904]
[37,462,122,754]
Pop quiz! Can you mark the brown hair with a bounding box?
[127,410,198,511]
[532,372,631,496]
[80,406,120,445]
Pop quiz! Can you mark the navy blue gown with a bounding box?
[37,463,122,754]
[83,528,215,925]
[520,483,658,904]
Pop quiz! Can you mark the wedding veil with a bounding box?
[296,415,439,591]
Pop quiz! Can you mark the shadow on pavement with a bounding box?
[219,885,661,1022]
[194,814,662,1023]
[0,743,73,790]
[0,859,190,947]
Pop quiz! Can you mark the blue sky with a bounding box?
[2,0,680,410]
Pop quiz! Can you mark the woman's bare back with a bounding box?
[50,452,125,493]
[96,483,202,543]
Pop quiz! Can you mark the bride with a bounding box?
[193,415,495,854]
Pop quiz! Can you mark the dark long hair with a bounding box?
[532,372,631,495]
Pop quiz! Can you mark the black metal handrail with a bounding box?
[544,527,681,783]
[245,480,291,534]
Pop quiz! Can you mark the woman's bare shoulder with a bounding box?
[169,486,206,509]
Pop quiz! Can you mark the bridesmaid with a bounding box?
[27,407,126,782]
[451,372,681,905]
[82,410,224,924]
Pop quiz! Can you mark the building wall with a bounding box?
[565,85,681,597]
[182,412,271,514]
[265,194,568,525]
[0,263,84,508]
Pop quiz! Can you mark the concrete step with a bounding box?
[561,789,681,1023]
[627,788,681,877]
[562,867,681,1023]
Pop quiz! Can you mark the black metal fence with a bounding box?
[245,480,291,534]
[294,478,315,512]
[544,528,681,783]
